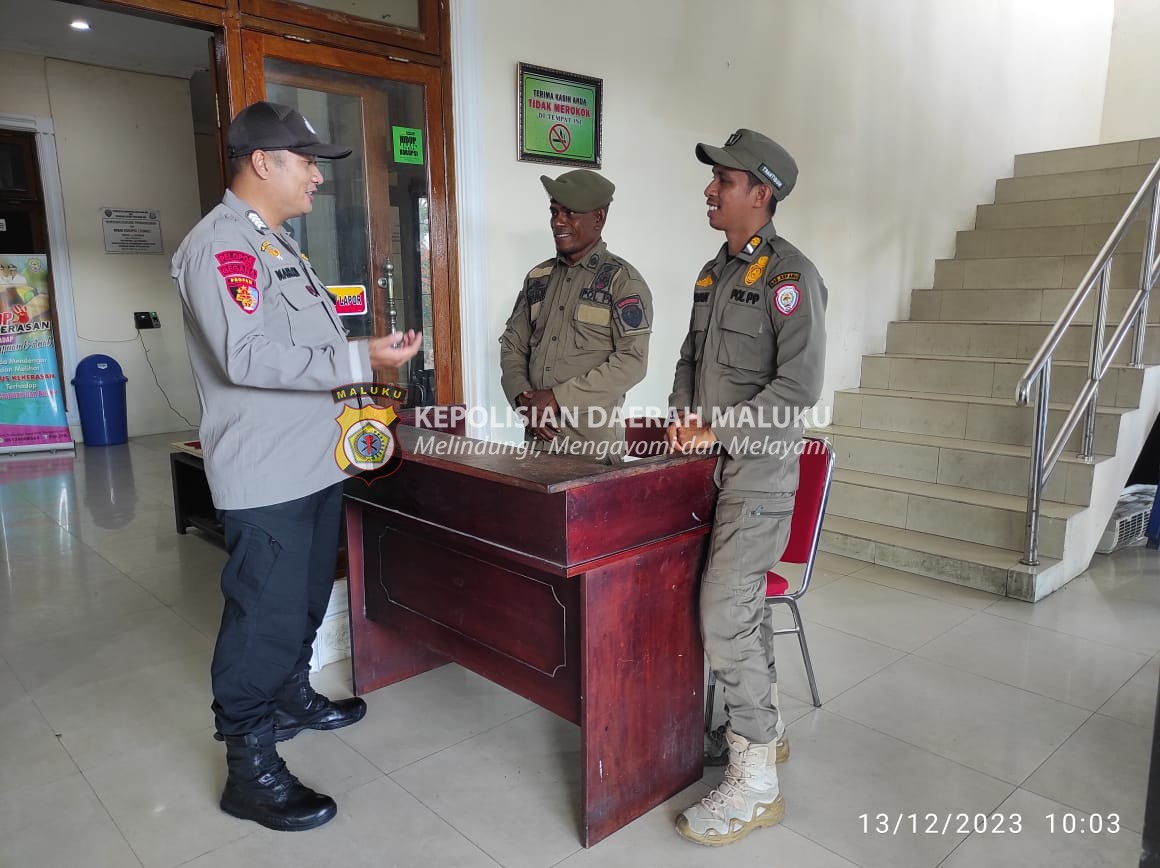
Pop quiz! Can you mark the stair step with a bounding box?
[995,163,1153,203]
[814,424,1099,506]
[862,352,1144,408]
[1013,139,1160,177]
[934,252,1141,290]
[828,468,1079,558]
[910,288,1160,326]
[819,515,1063,600]
[954,222,1146,259]
[886,320,1160,364]
[975,194,1137,230]
[833,387,1123,454]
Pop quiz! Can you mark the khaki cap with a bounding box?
[696,129,797,200]
[540,169,614,212]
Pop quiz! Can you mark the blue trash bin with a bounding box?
[71,354,128,446]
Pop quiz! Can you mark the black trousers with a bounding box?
[210,482,344,736]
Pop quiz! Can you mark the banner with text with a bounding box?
[0,253,73,453]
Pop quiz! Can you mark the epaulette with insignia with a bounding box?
[741,235,763,256]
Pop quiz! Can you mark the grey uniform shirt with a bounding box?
[171,189,371,510]
[669,222,828,493]
[499,240,652,458]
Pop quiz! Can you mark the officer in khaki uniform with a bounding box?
[499,170,653,463]
[667,130,828,846]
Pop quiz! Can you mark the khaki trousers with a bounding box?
[700,490,792,744]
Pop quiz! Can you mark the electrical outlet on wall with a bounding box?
[134,311,161,329]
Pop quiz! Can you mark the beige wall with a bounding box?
[1101,0,1160,142]
[43,58,201,438]
[0,53,52,116]
[456,0,1114,439]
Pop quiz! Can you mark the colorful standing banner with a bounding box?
[0,254,73,453]
[517,62,603,168]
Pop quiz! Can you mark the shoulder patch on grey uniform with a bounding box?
[586,253,600,268]
[527,262,554,280]
[742,235,763,256]
[615,294,649,333]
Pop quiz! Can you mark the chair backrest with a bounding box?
[779,437,836,566]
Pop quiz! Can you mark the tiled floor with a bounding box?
[0,434,1155,867]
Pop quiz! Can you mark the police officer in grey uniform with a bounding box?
[667,129,828,846]
[172,101,422,832]
[499,170,652,463]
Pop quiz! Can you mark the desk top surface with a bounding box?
[381,426,712,495]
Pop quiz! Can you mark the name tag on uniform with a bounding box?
[576,303,610,325]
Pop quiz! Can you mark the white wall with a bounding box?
[6,56,202,439]
[1101,0,1160,143]
[454,0,1114,441]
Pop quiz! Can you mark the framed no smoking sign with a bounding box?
[517,62,603,168]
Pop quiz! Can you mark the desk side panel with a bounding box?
[579,532,707,846]
[361,507,582,723]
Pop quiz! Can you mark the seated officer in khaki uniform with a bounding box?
[666,129,828,846]
[499,170,653,463]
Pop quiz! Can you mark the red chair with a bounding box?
[704,437,835,724]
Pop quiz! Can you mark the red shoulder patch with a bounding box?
[215,250,260,314]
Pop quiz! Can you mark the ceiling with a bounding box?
[0,0,212,79]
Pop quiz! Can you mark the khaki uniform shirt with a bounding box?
[172,190,371,510]
[500,240,652,460]
[669,222,828,493]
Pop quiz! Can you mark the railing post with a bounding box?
[1022,362,1051,567]
[1081,265,1110,460]
[1132,185,1160,367]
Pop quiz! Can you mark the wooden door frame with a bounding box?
[241,30,456,404]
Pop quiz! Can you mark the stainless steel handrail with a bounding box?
[1014,155,1160,566]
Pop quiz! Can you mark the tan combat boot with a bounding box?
[677,727,785,846]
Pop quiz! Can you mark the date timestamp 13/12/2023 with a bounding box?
[859,812,1122,835]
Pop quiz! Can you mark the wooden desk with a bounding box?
[344,426,716,846]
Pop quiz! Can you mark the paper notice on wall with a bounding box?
[101,207,163,254]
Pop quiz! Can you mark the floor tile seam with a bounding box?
[906,641,1142,714]
[825,572,995,614]
[978,602,1160,656]
[76,768,147,868]
[379,772,530,868]
[347,704,544,778]
[820,702,1051,789]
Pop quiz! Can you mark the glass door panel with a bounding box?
[244,38,449,406]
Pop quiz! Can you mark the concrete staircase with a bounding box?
[817,138,1160,602]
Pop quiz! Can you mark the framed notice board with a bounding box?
[517,62,603,168]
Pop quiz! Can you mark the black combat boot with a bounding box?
[272,669,367,742]
[220,728,337,831]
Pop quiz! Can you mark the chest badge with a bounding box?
[744,255,769,286]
